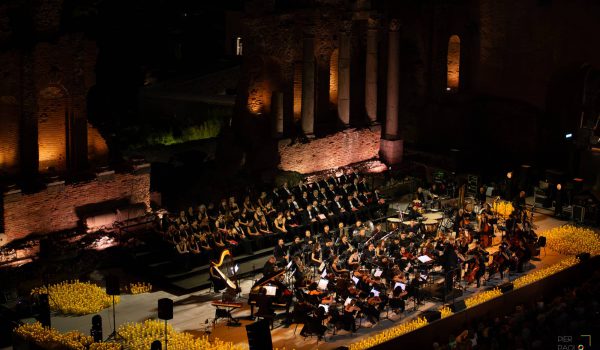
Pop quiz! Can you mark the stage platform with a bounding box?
[14,197,585,350]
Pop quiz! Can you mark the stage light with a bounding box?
[506,172,512,179]
[565,133,573,139]
[556,184,562,190]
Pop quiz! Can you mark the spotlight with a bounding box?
[506,172,512,179]
[556,183,562,191]
[565,133,573,139]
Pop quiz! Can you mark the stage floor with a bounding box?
[12,198,576,350]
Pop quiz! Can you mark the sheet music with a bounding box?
[286,261,293,269]
[417,255,433,263]
[265,286,277,296]
[394,282,406,291]
[419,273,428,282]
[374,269,383,277]
[351,276,359,285]
[318,304,329,313]
[234,264,239,273]
[344,297,353,306]
[319,262,326,271]
[317,279,329,290]
[371,288,380,297]
[404,262,411,272]
[321,269,327,278]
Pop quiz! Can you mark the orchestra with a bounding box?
[205,177,544,340]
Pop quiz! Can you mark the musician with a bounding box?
[513,191,527,214]
[263,256,278,276]
[416,187,426,203]
[336,235,351,256]
[331,255,349,274]
[362,243,376,267]
[288,236,303,258]
[331,195,350,224]
[322,240,334,263]
[273,238,288,265]
[311,243,323,268]
[352,228,368,249]
[477,186,487,205]
[472,251,486,288]
[319,224,334,245]
[302,203,319,233]
[441,242,459,293]
[347,249,360,270]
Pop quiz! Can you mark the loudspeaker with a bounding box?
[421,310,441,322]
[150,340,162,350]
[450,300,466,312]
[499,282,514,293]
[90,315,102,342]
[37,294,51,327]
[576,252,590,262]
[245,319,272,350]
[158,298,173,320]
[105,275,120,296]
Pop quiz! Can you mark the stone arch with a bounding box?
[447,35,461,91]
[38,84,70,172]
[329,48,339,107]
[0,96,20,174]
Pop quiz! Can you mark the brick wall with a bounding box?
[2,170,150,243]
[278,128,380,174]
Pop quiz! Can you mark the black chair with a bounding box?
[538,236,547,256]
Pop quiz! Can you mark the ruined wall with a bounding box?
[278,128,380,174]
[2,169,150,243]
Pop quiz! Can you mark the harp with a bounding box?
[209,249,240,293]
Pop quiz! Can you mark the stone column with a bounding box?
[301,34,315,136]
[337,30,351,127]
[272,91,284,137]
[380,19,403,165]
[365,18,378,125]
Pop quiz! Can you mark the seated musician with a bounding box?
[336,235,351,256]
[352,228,368,248]
[263,256,278,276]
[342,299,361,332]
[478,186,487,205]
[246,220,264,251]
[273,238,288,265]
[389,284,408,314]
[310,243,323,267]
[364,292,382,325]
[362,243,376,268]
[288,236,303,258]
[331,255,349,275]
[347,249,360,270]
[273,212,288,239]
[374,241,386,260]
[322,240,334,263]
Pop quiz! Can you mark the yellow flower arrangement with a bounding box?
[89,343,122,350]
[513,256,579,289]
[495,201,514,218]
[14,322,94,350]
[129,282,153,294]
[464,288,502,309]
[348,317,428,350]
[439,305,453,319]
[118,319,241,350]
[31,280,119,316]
[543,225,600,256]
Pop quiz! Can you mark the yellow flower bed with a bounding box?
[118,319,241,350]
[495,201,514,218]
[89,344,122,350]
[464,288,502,309]
[31,280,119,316]
[348,317,428,350]
[513,256,579,289]
[129,282,153,294]
[544,225,600,256]
[440,305,453,319]
[14,322,94,350]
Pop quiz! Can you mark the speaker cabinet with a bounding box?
[37,294,51,327]
[450,299,466,312]
[105,275,120,296]
[158,298,173,320]
[421,310,441,322]
[245,319,272,350]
